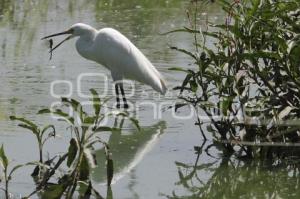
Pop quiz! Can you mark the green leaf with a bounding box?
[0,144,8,169]
[169,46,198,60]
[41,125,56,138]
[9,164,24,178]
[129,117,141,131]
[41,184,66,199]
[55,110,75,124]
[278,106,293,120]
[90,88,101,116]
[83,181,92,199]
[50,109,75,124]
[67,138,78,167]
[79,153,90,181]
[79,181,104,199]
[84,116,96,125]
[190,79,198,93]
[18,124,39,136]
[168,67,189,73]
[92,186,104,199]
[202,31,221,39]
[180,73,193,93]
[9,116,38,129]
[61,97,80,112]
[10,116,39,135]
[38,108,75,124]
[160,27,200,35]
[173,103,188,112]
[84,148,96,169]
[106,156,113,186]
[106,186,113,199]
[94,126,113,132]
[38,108,51,114]
[206,125,215,133]
[221,96,233,116]
[78,181,89,198]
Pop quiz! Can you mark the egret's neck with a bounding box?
[80,28,97,42]
[76,29,97,60]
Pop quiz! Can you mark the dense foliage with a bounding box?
[169,0,300,159]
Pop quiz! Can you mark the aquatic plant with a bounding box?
[9,116,55,164]
[167,0,300,160]
[9,89,139,198]
[0,145,24,199]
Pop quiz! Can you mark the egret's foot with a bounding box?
[115,103,129,109]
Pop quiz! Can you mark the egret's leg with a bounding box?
[119,83,129,109]
[115,83,121,108]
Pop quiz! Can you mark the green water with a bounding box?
[0,0,299,198]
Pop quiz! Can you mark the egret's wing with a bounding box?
[94,28,166,94]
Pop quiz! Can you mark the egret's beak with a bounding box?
[42,29,74,53]
[41,29,73,40]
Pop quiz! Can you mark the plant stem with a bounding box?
[4,168,8,199]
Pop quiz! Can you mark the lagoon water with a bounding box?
[0,0,299,198]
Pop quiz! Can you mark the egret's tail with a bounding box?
[149,68,167,95]
[159,78,167,95]
[149,74,167,95]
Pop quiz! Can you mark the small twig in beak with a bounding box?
[49,39,53,60]
[49,35,72,54]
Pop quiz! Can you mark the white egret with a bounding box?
[42,23,167,108]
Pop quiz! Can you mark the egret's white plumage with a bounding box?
[44,23,167,95]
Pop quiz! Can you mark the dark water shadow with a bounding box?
[163,143,300,199]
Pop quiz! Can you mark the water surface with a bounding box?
[0,0,298,198]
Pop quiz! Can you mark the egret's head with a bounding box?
[70,23,94,36]
[41,23,94,52]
